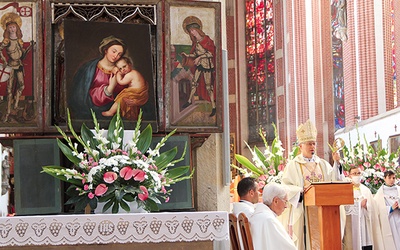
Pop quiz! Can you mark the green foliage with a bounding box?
[42,108,193,213]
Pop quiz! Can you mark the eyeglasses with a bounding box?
[349,172,362,176]
[279,197,289,205]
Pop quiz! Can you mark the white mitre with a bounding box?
[296,119,317,143]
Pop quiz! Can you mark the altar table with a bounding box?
[0,211,228,249]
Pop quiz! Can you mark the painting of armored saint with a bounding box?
[167,2,222,132]
[0,2,37,129]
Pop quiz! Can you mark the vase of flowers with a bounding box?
[94,200,147,214]
[341,133,399,194]
[42,109,193,213]
[232,125,297,189]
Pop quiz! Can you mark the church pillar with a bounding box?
[194,134,230,212]
[277,0,336,157]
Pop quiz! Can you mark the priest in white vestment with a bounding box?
[374,170,400,250]
[342,166,384,250]
[232,177,259,250]
[280,120,344,250]
[249,182,296,250]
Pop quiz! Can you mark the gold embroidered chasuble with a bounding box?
[280,154,342,250]
[300,162,325,186]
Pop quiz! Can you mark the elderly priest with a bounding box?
[249,182,296,250]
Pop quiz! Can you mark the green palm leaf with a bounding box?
[56,139,80,165]
[254,146,268,167]
[137,124,152,153]
[41,166,83,186]
[155,147,178,170]
[235,154,264,176]
[81,123,98,152]
[166,166,191,180]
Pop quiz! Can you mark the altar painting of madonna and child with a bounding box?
[64,20,157,130]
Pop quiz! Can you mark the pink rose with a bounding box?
[133,169,146,182]
[278,164,285,171]
[161,186,167,194]
[94,184,108,196]
[363,162,371,168]
[258,181,265,190]
[84,184,89,191]
[103,172,118,183]
[88,192,94,199]
[258,175,268,181]
[165,197,170,203]
[120,167,134,180]
[138,186,149,201]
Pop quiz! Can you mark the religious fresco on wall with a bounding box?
[0,2,39,130]
[331,0,346,129]
[165,1,222,132]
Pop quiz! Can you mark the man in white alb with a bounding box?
[232,177,259,250]
[232,177,259,217]
[250,182,296,250]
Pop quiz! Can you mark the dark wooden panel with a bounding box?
[13,139,62,215]
[150,135,194,211]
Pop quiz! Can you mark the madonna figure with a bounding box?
[68,35,127,119]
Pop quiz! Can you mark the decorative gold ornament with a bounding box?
[331,137,345,153]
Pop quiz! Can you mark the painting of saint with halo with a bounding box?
[0,2,36,126]
[64,20,157,128]
[168,4,221,130]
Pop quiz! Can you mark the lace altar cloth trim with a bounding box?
[0,211,228,246]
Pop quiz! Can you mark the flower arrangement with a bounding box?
[42,109,193,213]
[232,125,296,189]
[341,134,399,194]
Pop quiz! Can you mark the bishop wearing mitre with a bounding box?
[279,120,344,250]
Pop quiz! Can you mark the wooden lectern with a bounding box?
[304,182,353,249]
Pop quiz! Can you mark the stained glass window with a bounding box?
[245,0,276,142]
[331,0,345,129]
[391,0,397,107]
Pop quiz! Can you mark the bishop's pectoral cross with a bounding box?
[309,171,321,183]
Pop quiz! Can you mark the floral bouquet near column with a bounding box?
[42,109,193,213]
[232,124,298,189]
[341,134,399,194]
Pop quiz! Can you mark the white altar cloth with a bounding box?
[0,211,228,246]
